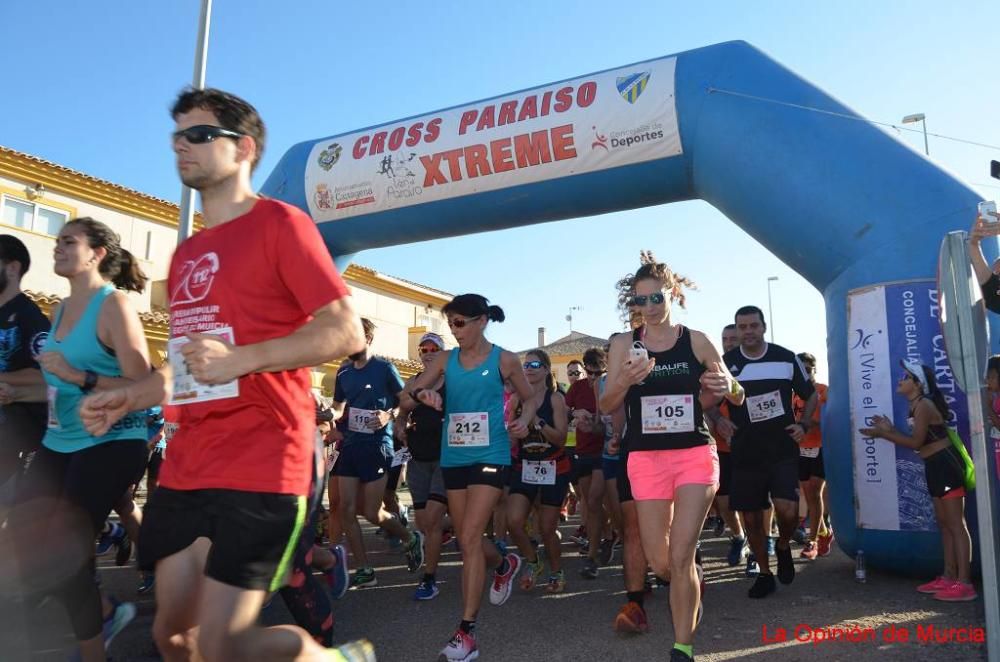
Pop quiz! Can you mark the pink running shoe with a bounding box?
[934,581,978,602]
[916,576,951,594]
[488,553,521,606]
[439,628,478,661]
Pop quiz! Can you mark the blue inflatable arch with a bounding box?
[262,40,989,574]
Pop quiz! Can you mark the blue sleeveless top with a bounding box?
[43,284,146,452]
[440,344,510,468]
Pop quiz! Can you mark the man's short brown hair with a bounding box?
[171,87,266,172]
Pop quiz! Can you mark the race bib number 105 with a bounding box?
[640,394,694,434]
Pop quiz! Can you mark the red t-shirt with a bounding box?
[160,198,350,496]
[565,378,602,456]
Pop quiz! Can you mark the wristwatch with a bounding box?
[82,370,98,393]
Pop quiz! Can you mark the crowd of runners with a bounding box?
[0,87,980,662]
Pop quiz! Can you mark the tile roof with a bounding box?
[520,330,608,357]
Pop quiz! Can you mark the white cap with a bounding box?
[899,358,929,395]
[419,332,445,350]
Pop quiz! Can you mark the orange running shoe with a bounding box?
[614,601,649,634]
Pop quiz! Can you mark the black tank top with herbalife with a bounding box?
[624,325,712,452]
[407,381,445,462]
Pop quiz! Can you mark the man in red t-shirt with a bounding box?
[565,347,608,578]
[81,89,367,661]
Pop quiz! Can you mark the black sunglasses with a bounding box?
[172,125,244,145]
[585,368,604,376]
[419,346,440,355]
[523,360,544,369]
[447,315,481,329]
[567,370,582,377]
[629,292,667,307]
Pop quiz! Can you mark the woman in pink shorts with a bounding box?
[599,251,744,662]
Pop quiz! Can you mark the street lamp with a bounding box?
[902,113,929,156]
[766,276,778,344]
[178,0,214,244]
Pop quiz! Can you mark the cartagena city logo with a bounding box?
[592,123,665,152]
[317,143,343,171]
[616,72,650,104]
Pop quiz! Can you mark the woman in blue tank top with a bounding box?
[7,218,151,661]
[406,293,536,662]
[599,252,744,662]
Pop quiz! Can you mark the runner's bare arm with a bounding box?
[39,292,151,392]
[503,350,537,435]
[691,329,744,408]
[0,367,46,386]
[0,381,46,403]
[410,351,450,410]
[798,391,820,431]
[539,390,568,447]
[79,364,173,437]
[600,332,654,413]
[237,297,365,374]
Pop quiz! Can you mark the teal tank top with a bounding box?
[42,284,145,452]
[440,344,510,468]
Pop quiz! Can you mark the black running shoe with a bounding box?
[580,558,598,579]
[748,573,776,599]
[115,534,133,567]
[776,544,795,585]
[670,647,694,661]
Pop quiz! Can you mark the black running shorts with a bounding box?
[729,457,800,511]
[138,487,307,592]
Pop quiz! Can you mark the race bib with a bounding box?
[326,447,340,473]
[522,459,556,485]
[448,412,489,447]
[391,447,412,468]
[640,394,694,434]
[348,408,377,434]
[46,386,60,430]
[747,390,785,423]
[800,446,820,458]
[168,326,239,405]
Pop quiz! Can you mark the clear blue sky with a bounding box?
[4,1,999,381]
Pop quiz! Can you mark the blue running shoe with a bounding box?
[413,578,439,601]
[326,544,350,600]
[95,523,124,556]
[727,536,748,567]
[102,599,136,650]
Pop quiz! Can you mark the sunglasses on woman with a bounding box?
[523,360,544,369]
[629,292,667,307]
[419,346,440,355]
[447,315,481,329]
[585,368,604,376]
[172,125,244,145]
[567,370,581,377]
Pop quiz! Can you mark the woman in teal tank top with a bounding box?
[404,294,537,662]
[8,218,152,661]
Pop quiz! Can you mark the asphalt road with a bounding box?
[0,495,987,662]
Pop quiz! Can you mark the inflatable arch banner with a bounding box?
[262,40,997,574]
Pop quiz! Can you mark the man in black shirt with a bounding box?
[0,235,50,499]
[722,305,817,599]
